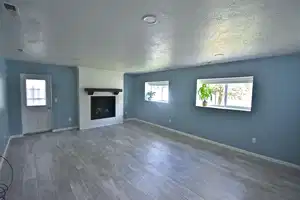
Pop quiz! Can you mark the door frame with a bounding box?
[20,74,53,135]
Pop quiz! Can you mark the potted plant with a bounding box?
[198,84,213,106]
[146,91,156,101]
[212,84,224,105]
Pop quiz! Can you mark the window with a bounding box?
[26,79,47,106]
[145,81,169,103]
[196,76,253,111]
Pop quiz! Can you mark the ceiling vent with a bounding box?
[4,2,19,15]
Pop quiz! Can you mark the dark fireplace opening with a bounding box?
[91,96,116,120]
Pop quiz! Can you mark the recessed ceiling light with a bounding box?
[142,14,157,24]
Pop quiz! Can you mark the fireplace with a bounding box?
[91,96,116,120]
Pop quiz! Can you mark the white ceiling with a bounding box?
[1,0,300,72]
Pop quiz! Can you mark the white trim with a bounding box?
[146,81,169,86]
[198,76,253,84]
[7,134,24,139]
[20,74,53,134]
[0,139,10,171]
[125,118,300,170]
[0,134,24,171]
[196,76,253,112]
[80,122,119,131]
[123,118,136,122]
[145,99,169,104]
[52,126,78,132]
[0,126,78,170]
[195,104,251,112]
[145,81,169,103]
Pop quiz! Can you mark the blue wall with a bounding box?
[125,54,300,165]
[124,74,136,118]
[5,60,79,135]
[0,59,9,152]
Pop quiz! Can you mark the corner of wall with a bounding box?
[0,58,9,152]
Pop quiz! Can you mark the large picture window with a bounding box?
[26,79,47,106]
[196,76,253,111]
[145,81,169,103]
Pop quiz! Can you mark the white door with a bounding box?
[20,74,52,134]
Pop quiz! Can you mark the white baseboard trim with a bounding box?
[0,134,26,170]
[79,121,124,131]
[52,126,78,133]
[8,134,24,139]
[0,141,9,171]
[0,136,15,171]
[0,126,78,170]
[126,118,300,170]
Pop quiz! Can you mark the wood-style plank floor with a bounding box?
[1,120,300,200]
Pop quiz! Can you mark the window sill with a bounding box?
[145,99,169,104]
[196,103,251,112]
[26,105,47,108]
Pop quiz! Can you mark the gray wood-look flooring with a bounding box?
[1,120,300,200]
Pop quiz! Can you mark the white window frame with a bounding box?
[196,76,253,111]
[25,79,47,107]
[145,81,169,103]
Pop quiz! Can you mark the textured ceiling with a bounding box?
[1,0,300,72]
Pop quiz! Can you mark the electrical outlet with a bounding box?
[169,119,172,123]
[68,117,72,122]
[54,97,58,103]
[252,138,256,144]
